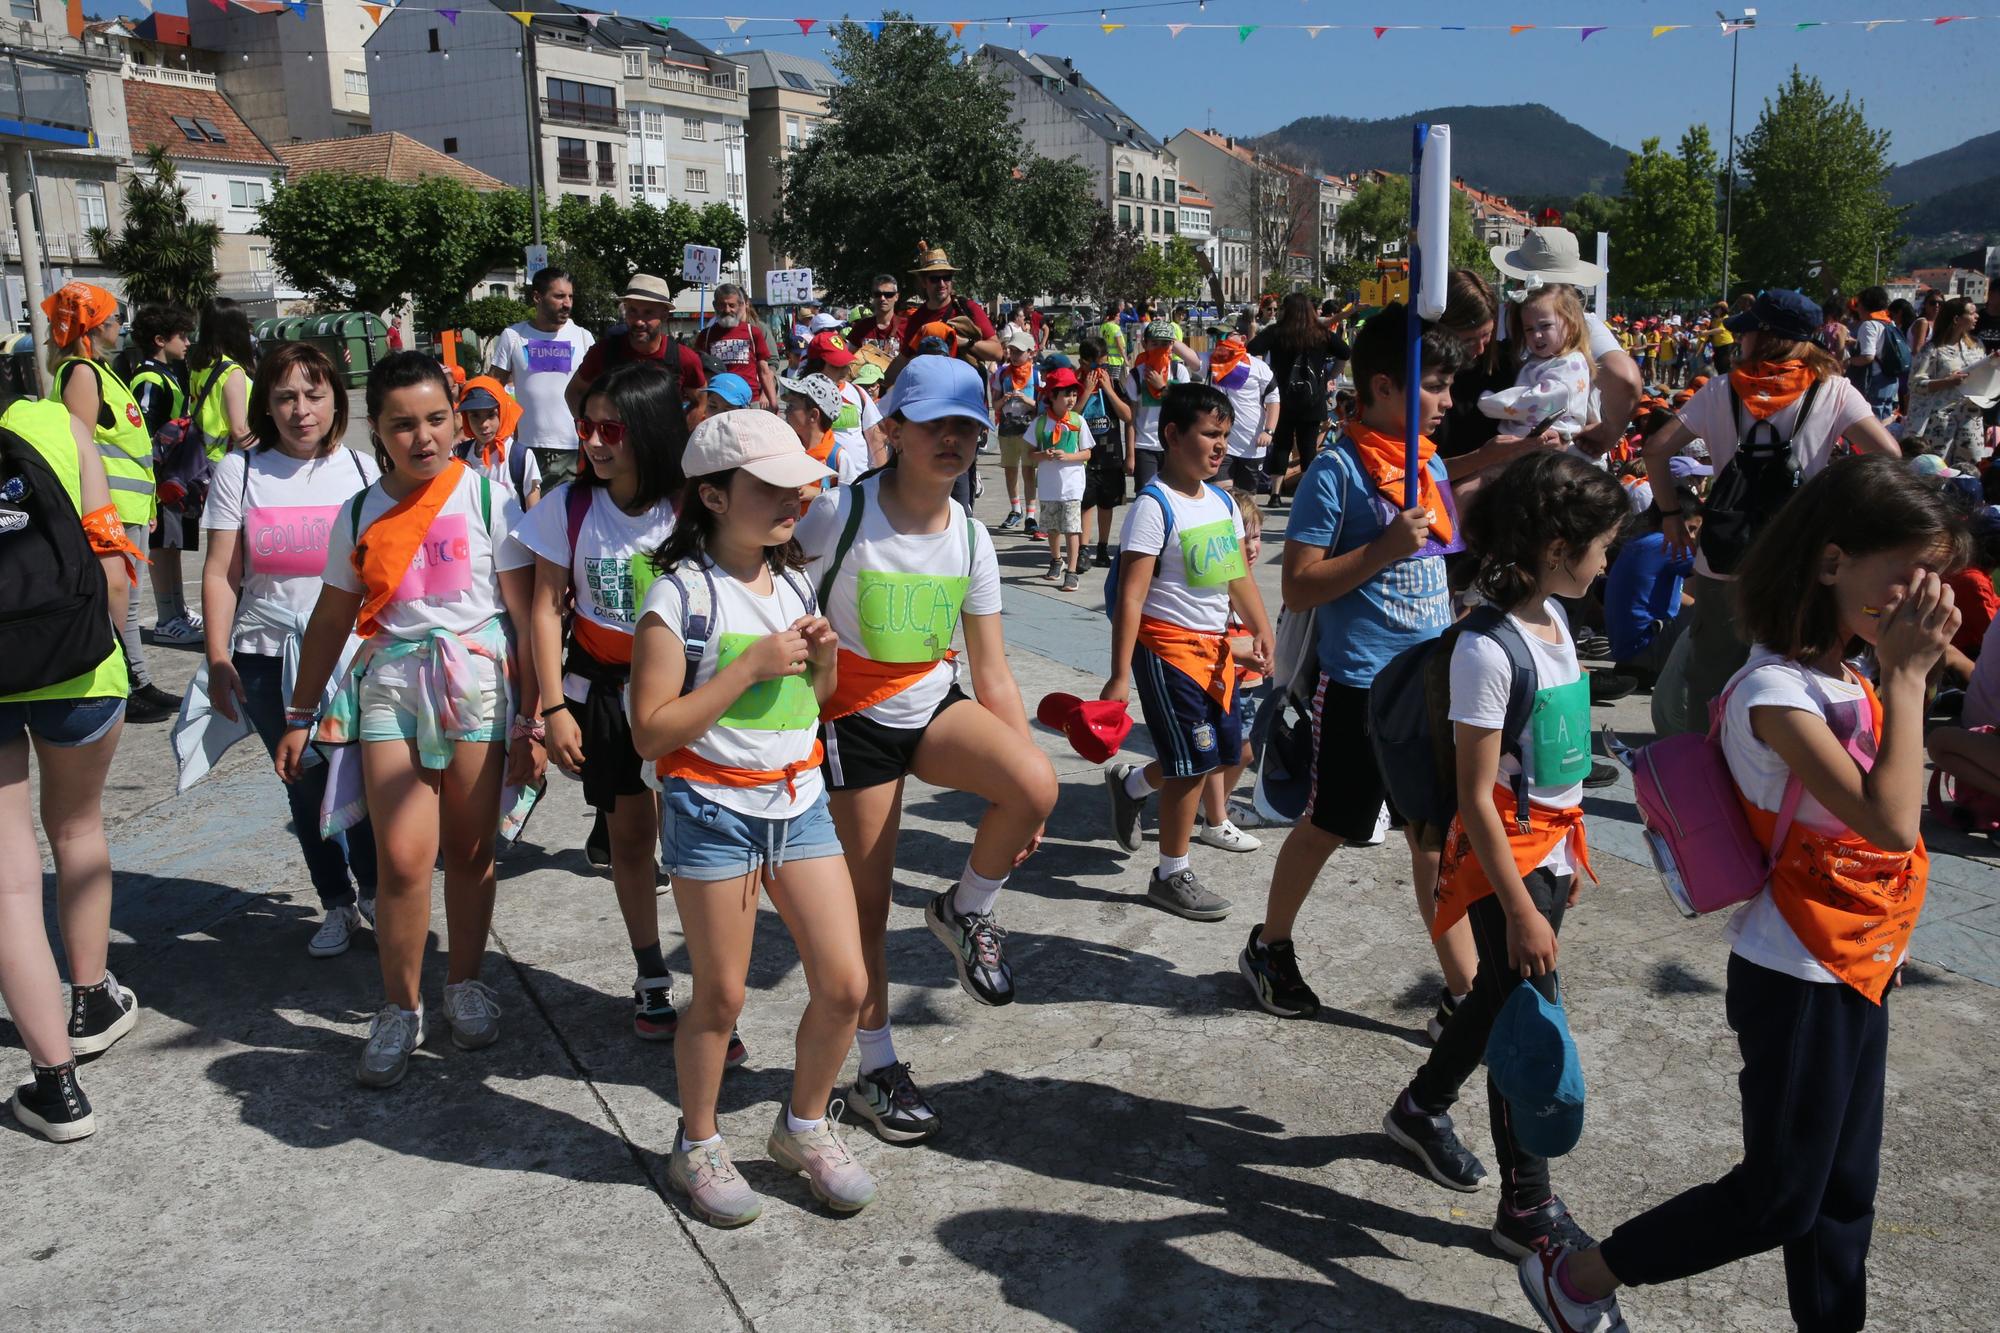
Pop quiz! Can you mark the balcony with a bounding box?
[0,52,93,150]
[556,158,589,184]
[541,97,621,130]
[596,162,617,186]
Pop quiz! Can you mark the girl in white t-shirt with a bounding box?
[1525,454,1961,1333]
[274,352,544,1091]
[1388,451,1627,1259]
[201,342,380,959]
[793,355,1057,1148]
[628,411,872,1227]
[514,359,693,1047]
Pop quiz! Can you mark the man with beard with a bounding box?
[691,282,778,406]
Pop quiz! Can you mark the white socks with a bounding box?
[856,1022,897,1075]
[954,864,1006,917]
[1157,851,1190,879]
[679,1129,723,1153]
[785,1108,825,1134]
[1124,766,1156,800]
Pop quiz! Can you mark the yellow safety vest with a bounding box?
[0,397,128,702]
[188,357,244,461]
[57,356,154,526]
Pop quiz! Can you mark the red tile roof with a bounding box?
[123,78,278,167]
[275,132,508,191]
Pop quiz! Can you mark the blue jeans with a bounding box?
[235,651,376,909]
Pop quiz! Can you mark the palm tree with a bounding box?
[88,146,221,311]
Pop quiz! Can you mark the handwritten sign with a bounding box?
[765,268,816,305]
[682,244,722,287]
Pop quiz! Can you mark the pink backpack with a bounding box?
[1608,668,1802,918]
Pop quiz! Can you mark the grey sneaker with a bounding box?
[1147,867,1232,921]
[442,978,501,1051]
[151,611,204,646]
[767,1101,877,1213]
[668,1125,762,1228]
[1042,557,1065,583]
[1105,763,1147,852]
[1060,569,1080,593]
[357,1004,425,1088]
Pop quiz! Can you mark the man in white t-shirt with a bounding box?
[488,267,596,489]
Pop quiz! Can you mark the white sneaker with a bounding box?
[307,904,361,958]
[1197,819,1262,853]
[1519,1246,1629,1332]
[442,978,502,1050]
[357,1004,425,1088]
[1351,802,1391,848]
[151,612,204,646]
[1225,801,1272,830]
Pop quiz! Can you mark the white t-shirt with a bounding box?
[507,482,675,671]
[1117,481,1246,634]
[1125,361,1191,452]
[640,561,824,819]
[1720,652,1877,984]
[490,321,596,452]
[1965,614,2000,728]
[321,466,529,640]
[203,446,380,657]
[1209,353,1275,458]
[1584,313,1620,362]
[795,477,1002,729]
[1033,411,1091,503]
[1676,373,1874,578]
[831,380,881,486]
[455,438,541,506]
[1448,601,1588,873]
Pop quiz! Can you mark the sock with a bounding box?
[785,1107,826,1134]
[1396,1088,1424,1118]
[954,865,1006,917]
[1156,851,1190,879]
[1554,1253,1595,1306]
[1123,766,1156,800]
[400,1005,421,1024]
[679,1129,724,1153]
[1450,990,1470,1007]
[856,1023,896,1074]
[633,941,668,979]
[1008,497,1022,513]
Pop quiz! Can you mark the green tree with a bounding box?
[1733,68,1904,295]
[458,293,533,340]
[1061,208,1151,309]
[1564,191,1625,244]
[547,194,747,300]
[1138,236,1207,303]
[1615,128,1721,301]
[88,146,220,311]
[1326,175,1483,299]
[768,15,1097,298]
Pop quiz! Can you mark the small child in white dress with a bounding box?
[1480,283,1594,442]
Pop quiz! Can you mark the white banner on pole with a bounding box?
[1413,124,1450,320]
[524,243,549,278]
[1595,233,1610,316]
[765,268,816,305]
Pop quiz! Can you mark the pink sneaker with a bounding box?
[668,1128,762,1228]
[766,1100,877,1213]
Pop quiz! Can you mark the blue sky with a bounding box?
[111,1,2000,168]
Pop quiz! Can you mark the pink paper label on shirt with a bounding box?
[244,504,342,578]
[393,512,474,600]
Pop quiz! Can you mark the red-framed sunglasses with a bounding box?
[575,418,628,446]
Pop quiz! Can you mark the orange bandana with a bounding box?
[1346,422,1453,545]
[42,282,117,361]
[1728,360,1816,420]
[1431,785,1596,940]
[1137,615,1235,710]
[1208,336,1250,387]
[659,740,825,800]
[1006,361,1034,391]
[1137,345,1173,400]
[822,648,952,720]
[82,501,150,583]
[458,375,521,471]
[352,459,465,639]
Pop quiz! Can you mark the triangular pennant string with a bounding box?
[1794,20,1820,29]
[1100,22,1122,34]
[1934,15,1969,26]
[207,0,228,12]
[1651,25,1683,37]
[1864,19,1898,30]
[1372,26,1388,39]
[1580,26,1605,41]
[1304,25,1324,38]
[1028,21,1045,36]
[1165,23,1185,37]
[581,13,603,28]
[437,7,458,23]
[950,20,967,36]
[795,17,816,34]
[1509,24,1533,35]
[287,0,307,17]
[1237,24,1256,42]
[724,16,746,32]
[509,11,535,27]
[865,20,883,37]
[359,2,382,24]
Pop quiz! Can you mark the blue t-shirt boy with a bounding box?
[1604,529,1695,661]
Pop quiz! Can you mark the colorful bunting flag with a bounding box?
[1864,19,1899,30]
[1935,15,1969,26]
[1100,22,1121,34]
[359,2,382,24]
[509,11,535,27]
[950,20,966,36]
[1580,26,1605,41]
[286,0,306,17]
[1237,24,1256,42]
[581,13,603,28]
[1372,26,1388,39]
[1508,25,1533,35]
[207,0,227,11]
[1028,22,1045,36]
[795,17,816,34]
[438,7,457,24]
[652,16,670,28]
[1795,21,1820,29]
[724,16,746,32]
[1304,25,1325,38]
[865,20,883,37]
[1165,23,1185,37]
[1651,24,1684,37]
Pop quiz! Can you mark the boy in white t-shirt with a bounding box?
[1102,382,1275,922]
[1123,319,1203,490]
[1033,366,1091,592]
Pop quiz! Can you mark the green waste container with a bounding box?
[304,312,389,388]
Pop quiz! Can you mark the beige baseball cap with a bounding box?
[682,409,832,488]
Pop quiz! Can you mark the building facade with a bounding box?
[739,48,833,286]
[187,0,373,144]
[1167,129,1319,294]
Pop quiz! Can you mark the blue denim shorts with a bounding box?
[659,778,843,881]
[0,695,126,749]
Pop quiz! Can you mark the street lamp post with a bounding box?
[1718,8,1756,301]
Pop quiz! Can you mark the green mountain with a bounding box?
[1251,104,1630,199]
[1905,174,2000,240]
[1887,129,2000,205]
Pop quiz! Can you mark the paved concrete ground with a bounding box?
[5,446,1998,1331]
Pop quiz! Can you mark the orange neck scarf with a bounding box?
[1006,361,1034,391]
[1729,360,1815,420]
[1863,310,1892,325]
[459,375,522,470]
[1346,422,1453,545]
[352,459,465,639]
[1207,336,1249,385]
[1137,345,1173,399]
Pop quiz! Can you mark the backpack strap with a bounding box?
[509,440,529,497]
[669,562,720,697]
[778,566,818,618]
[1457,604,1540,833]
[478,473,492,532]
[564,481,592,560]
[815,474,871,610]
[1780,376,1827,448]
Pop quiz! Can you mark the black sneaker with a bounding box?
[9,1062,95,1143]
[1094,542,1110,567]
[1105,763,1147,852]
[925,889,1014,1006]
[1425,987,1459,1043]
[1492,1195,1596,1260]
[123,687,175,725]
[1576,632,1613,661]
[846,1061,941,1144]
[1582,760,1619,790]
[1589,673,1636,705]
[1025,516,1042,540]
[633,975,678,1041]
[586,810,611,869]
[1239,924,1320,1018]
[68,972,138,1057]
[1383,1094,1488,1191]
[1074,547,1092,573]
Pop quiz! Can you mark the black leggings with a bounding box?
[1409,865,1569,1210]
[1263,409,1323,490]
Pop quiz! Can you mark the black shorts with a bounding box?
[1303,674,1393,842]
[821,684,969,791]
[1222,457,1265,492]
[567,660,646,811]
[1083,448,1125,510]
[1133,449,1162,490]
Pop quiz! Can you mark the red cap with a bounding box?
[808,330,855,367]
[1035,692,1131,764]
[1042,366,1080,391]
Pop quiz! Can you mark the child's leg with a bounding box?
[1928,726,2000,797]
[37,726,120,989]
[1004,459,1023,510]
[0,741,69,1064]
[440,737,506,985]
[1045,527,1061,566]
[1095,501,1117,548]
[763,853,868,1121]
[1065,531,1082,570]
[1022,462,1037,513]
[150,548,185,622]
[828,781,904,1034]
[1409,831,1477,996]
[1154,775,1203,858]
[605,789,663,958]
[362,739,442,1010]
[1478,872,1570,1211]
[671,869,760,1141]
[910,701,1059,882]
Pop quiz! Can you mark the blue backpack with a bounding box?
[1102,479,1233,620]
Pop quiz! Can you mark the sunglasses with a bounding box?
[874,290,899,300]
[575,418,628,446]
[924,273,952,283]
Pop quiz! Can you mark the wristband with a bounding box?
[541,701,571,720]
[284,713,316,731]
[510,716,547,743]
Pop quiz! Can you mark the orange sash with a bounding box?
[573,613,634,667]
[1728,360,1815,420]
[822,646,951,720]
[353,459,465,640]
[1347,422,1454,545]
[1137,614,1236,710]
[659,740,825,800]
[1740,680,1928,1002]
[1430,785,1595,940]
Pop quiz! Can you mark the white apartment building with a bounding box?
[187,0,373,144]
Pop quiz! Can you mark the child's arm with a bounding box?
[499,564,546,787]
[1455,721,1558,975]
[530,556,582,774]
[628,615,809,761]
[798,614,839,707]
[1225,572,1275,676]
[1281,515,1427,613]
[274,584,365,782]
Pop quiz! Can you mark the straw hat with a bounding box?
[909,240,960,276]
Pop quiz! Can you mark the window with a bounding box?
[556,137,588,183]
[344,69,367,97]
[7,0,34,19]
[1164,180,1175,204]
[546,78,618,128]
[249,243,272,273]
[710,70,736,89]
[780,70,814,92]
[194,117,227,142]
[726,172,743,198]
[630,162,645,189]
[1151,208,1159,233]
[443,136,458,154]
[1151,177,1160,202]
[228,180,267,209]
[685,167,708,193]
[1117,170,1130,197]
[170,114,204,143]
[427,28,439,52]
[596,140,615,186]
[644,110,664,141]
[646,165,660,187]
[1164,212,1175,235]
[785,115,800,147]
[1118,204,1130,229]
[76,181,106,231]
[489,283,509,298]
[623,50,645,78]
[682,117,704,141]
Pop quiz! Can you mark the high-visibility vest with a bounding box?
[128,363,187,425]
[57,356,153,526]
[187,356,245,461]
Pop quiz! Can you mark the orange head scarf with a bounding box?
[1137,344,1174,400]
[457,375,522,470]
[1346,421,1453,545]
[42,282,118,361]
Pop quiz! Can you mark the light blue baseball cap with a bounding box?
[878,354,989,425]
[705,373,753,408]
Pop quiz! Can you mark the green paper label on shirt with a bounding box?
[714,632,819,731]
[1179,518,1246,588]
[854,569,970,662]
[1530,674,1591,786]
